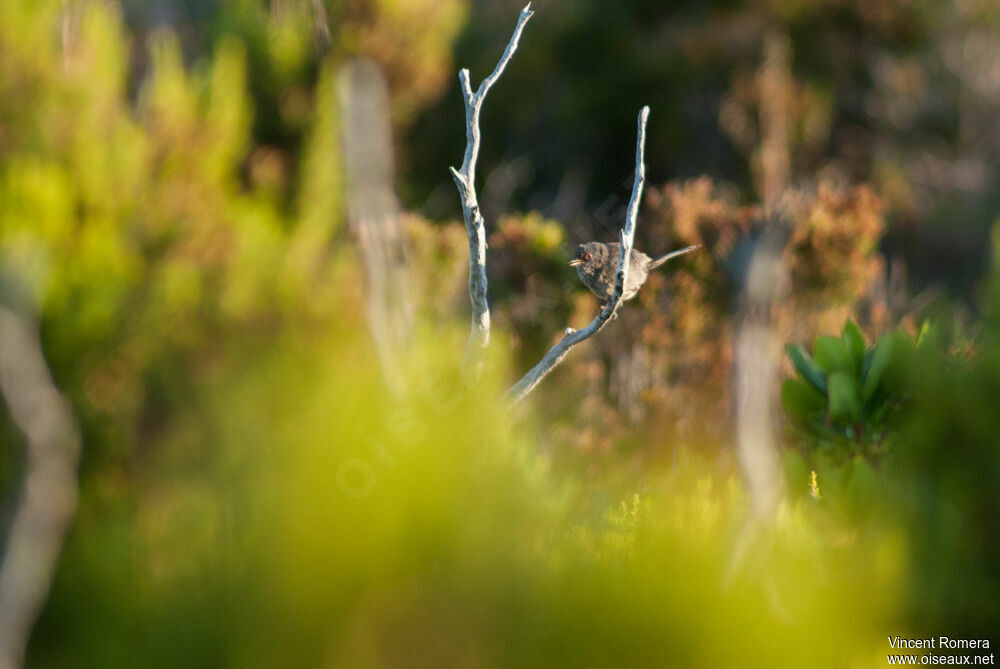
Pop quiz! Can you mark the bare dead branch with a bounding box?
[450,3,534,367]
[340,59,413,398]
[757,27,792,210]
[0,302,81,669]
[724,201,795,587]
[734,203,794,518]
[507,106,650,403]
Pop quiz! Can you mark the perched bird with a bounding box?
[569,241,699,301]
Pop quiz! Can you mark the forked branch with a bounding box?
[450,3,534,366]
[507,106,651,403]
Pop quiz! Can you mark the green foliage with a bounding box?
[28,322,904,668]
[0,6,904,663]
[882,227,1000,638]
[782,321,915,458]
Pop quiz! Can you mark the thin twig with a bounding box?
[450,3,534,368]
[0,302,81,669]
[507,106,650,403]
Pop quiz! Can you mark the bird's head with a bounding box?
[569,242,605,268]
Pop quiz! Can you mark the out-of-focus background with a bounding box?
[1,0,998,667]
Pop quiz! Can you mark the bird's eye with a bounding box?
[584,253,592,261]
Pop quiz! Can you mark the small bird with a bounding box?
[568,241,699,301]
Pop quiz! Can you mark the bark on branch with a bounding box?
[507,106,650,403]
[450,3,534,367]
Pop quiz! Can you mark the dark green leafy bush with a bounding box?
[782,320,915,459]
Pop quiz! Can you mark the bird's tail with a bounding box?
[648,244,700,270]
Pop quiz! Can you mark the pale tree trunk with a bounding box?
[0,297,82,669]
[340,59,414,398]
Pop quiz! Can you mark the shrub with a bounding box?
[782,320,915,461]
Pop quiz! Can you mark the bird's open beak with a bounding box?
[568,259,583,267]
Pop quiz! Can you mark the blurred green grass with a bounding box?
[31,319,907,668]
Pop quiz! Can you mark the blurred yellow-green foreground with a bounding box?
[2,1,998,667]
